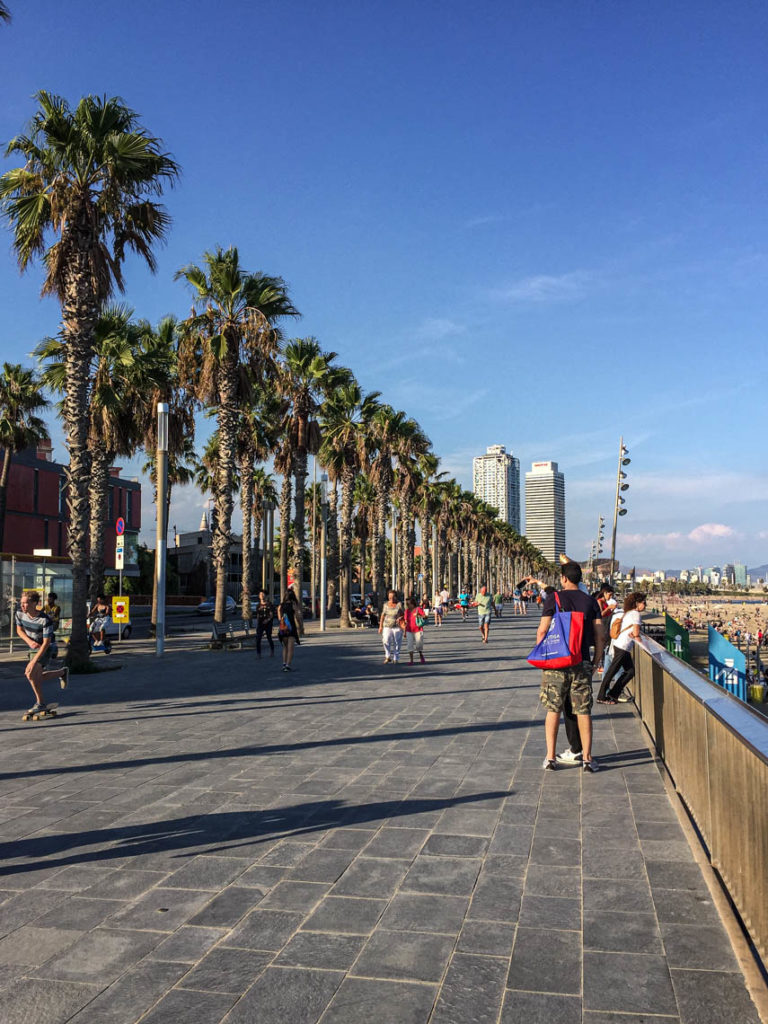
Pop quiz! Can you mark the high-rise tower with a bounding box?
[472,445,520,531]
[525,461,565,562]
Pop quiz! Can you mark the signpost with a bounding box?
[112,596,129,643]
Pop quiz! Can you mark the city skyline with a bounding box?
[0,3,765,566]
[472,444,521,532]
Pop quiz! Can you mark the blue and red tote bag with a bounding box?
[527,592,584,669]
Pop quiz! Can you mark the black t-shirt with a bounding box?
[541,588,602,661]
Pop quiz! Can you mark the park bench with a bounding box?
[210,619,256,649]
[347,612,368,630]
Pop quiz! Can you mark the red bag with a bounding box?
[527,592,584,669]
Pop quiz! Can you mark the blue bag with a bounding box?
[526,592,584,669]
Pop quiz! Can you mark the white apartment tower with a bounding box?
[472,445,521,531]
[525,461,566,562]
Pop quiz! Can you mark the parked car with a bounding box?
[196,595,237,616]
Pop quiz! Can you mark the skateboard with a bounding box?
[22,703,59,722]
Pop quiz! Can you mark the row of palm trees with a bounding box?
[0,91,553,667]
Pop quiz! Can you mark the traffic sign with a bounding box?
[115,536,125,570]
[116,517,125,536]
[112,596,129,622]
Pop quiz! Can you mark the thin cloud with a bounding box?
[491,270,596,304]
[621,523,739,550]
[413,317,466,341]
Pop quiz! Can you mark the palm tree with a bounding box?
[279,339,347,607]
[36,306,164,598]
[0,92,179,666]
[252,467,277,593]
[319,380,380,624]
[353,473,376,601]
[0,364,49,549]
[393,435,432,598]
[176,246,298,622]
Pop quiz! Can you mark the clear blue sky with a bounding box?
[1,1,766,568]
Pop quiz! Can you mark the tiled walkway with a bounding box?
[0,614,761,1023]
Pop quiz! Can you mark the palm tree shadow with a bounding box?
[0,790,512,876]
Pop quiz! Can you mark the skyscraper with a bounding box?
[472,445,521,531]
[525,461,565,562]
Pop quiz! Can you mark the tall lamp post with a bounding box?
[609,437,630,587]
[319,474,328,632]
[155,402,169,657]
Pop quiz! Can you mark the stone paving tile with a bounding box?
[431,952,508,1023]
[670,967,761,1024]
[501,989,582,1024]
[352,928,455,982]
[507,926,581,994]
[0,979,100,1024]
[69,960,189,1023]
[312,976,437,1024]
[223,965,344,1024]
[0,617,760,1024]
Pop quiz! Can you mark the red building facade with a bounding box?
[4,441,142,572]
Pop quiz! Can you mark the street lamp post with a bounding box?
[391,506,398,593]
[319,474,328,632]
[155,402,169,657]
[262,500,276,604]
[609,437,630,585]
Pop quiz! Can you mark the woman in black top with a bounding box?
[254,590,275,658]
[277,590,301,672]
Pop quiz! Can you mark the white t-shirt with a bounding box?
[439,590,449,606]
[613,609,642,652]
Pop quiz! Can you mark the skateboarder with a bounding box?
[15,590,68,718]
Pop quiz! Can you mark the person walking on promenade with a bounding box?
[537,562,604,772]
[458,588,469,621]
[513,585,524,615]
[433,590,443,628]
[596,592,646,704]
[45,591,61,658]
[439,586,450,618]
[404,596,426,664]
[254,589,275,658]
[474,584,494,643]
[15,591,69,717]
[277,590,301,672]
[493,590,503,618]
[379,590,405,663]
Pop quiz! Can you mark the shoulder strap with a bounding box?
[554,592,561,609]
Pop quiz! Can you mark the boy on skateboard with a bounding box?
[15,591,68,718]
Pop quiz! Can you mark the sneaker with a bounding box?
[582,758,600,773]
[556,748,583,764]
[59,667,69,690]
[617,693,632,703]
[542,758,557,771]
[383,657,390,664]
[281,665,288,672]
[597,697,617,705]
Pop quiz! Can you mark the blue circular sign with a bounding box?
[116,517,126,536]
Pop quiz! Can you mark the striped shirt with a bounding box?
[15,609,54,646]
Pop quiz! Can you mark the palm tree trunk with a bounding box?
[359,519,367,601]
[213,357,238,623]
[339,463,355,628]
[375,481,389,610]
[0,447,12,550]
[240,451,253,622]
[326,480,339,616]
[61,269,97,668]
[279,472,292,601]
[88,440,110,601]
[292,447,308,608]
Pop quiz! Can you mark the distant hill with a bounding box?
[749,564,768,578]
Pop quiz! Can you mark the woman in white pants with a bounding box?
[378,590,404,663]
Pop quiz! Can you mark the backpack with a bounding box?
[527,592,585,669]
[609,614,624,640]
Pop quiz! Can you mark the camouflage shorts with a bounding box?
[540,662,593,715]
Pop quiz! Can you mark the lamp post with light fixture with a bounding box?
[609,437,630,586]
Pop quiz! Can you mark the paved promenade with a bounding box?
[0,614,761,1023]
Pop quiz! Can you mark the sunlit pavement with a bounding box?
[0,614,760,1023]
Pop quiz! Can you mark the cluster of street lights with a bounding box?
[609,437,630,583]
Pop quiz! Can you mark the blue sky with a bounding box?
[1,1,766,568]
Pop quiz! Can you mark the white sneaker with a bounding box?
[556,748,582,764]
[617,693,632,703]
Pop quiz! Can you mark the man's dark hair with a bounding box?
[48,592,58,602]
[561,562,582,585]
[600,584,614,595]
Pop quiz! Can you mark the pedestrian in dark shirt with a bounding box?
[254,590,275,658]
[15,590,69,717]
[536,563,604,773]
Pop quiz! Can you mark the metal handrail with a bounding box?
[633,635,768,963]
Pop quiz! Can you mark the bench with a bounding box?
[210,619,257,649]
[348,613,368,630]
